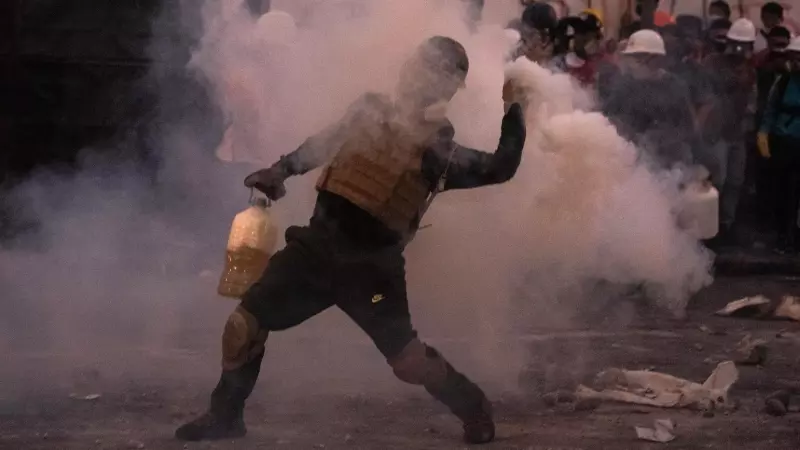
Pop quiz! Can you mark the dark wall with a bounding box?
[0,0,216,241]
[0,0,170,183]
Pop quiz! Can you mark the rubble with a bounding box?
[765,391,791,417]
[699,324,726,336]
[542,390,576,407]
[635,419,676,443]
[575,361,738,412]
[716,296,772,318]
[716,296,800,321]
[735,334,769,366]
[69,393,102,401]
[774,296,800,321]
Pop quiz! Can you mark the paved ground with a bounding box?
[1,276,798,450]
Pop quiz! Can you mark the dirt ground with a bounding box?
[1,276,799,450]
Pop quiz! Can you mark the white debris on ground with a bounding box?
[716,296,772,318]
[69,393,102,401]
[575,361,739,411]
[635,418,676,443]
[736,333,769,366]
[716,296,800,321]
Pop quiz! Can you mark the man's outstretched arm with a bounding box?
[425,103,526,191]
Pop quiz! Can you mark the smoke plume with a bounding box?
[0,0,712,400]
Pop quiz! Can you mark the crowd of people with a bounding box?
[503,0,800,254]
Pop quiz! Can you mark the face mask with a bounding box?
[725,42,752,59]
[582,39,600,57]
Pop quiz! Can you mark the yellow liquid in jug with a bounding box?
[217,246,271,298]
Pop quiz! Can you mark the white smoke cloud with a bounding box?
[1,0,712,396]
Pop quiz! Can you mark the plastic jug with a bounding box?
[679,182,719,240]
[217,197,278,298]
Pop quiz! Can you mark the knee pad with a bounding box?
[388,339,448,386]
[222,306,268,371]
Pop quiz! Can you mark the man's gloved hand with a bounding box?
[244,167,287,200]
[757,131,771,159]
[502,79,529,113]
[501,103,526,140]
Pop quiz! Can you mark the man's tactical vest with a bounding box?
[315,103,437,237]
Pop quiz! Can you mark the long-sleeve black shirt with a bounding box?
[275,93,526,246]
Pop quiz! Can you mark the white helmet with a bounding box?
[256,10,297,44]
[622,29,666,56]
[788,37,800,53]
[726,18,756,43]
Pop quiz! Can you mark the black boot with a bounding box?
[425,352,495,444]
[175,353,263,441]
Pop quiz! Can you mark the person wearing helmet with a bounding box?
[756,2,786,53]
[757,36,800,253]
[551,13,606,86]
[174,36,526,445]
[508,2,559,63]
[725,17,758,58]
[701,18,758,245]
[599,30,696,171]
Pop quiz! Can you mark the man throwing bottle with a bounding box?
[176,35,527,445]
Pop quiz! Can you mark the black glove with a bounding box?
[243,166,287,201]
[501,103,526,142]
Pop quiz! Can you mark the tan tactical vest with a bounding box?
[315,112,434,236]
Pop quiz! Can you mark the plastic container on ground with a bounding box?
[679,182,720,240]
[217,197,278,298]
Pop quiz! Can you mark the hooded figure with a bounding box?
[174,36,527,445]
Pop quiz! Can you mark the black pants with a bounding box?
[211,221,489,426]
[769,134,800,246]
[241,224,415,357]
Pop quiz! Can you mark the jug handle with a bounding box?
[249,188,273,208]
